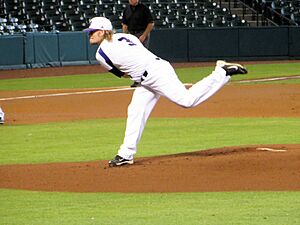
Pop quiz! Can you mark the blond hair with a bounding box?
[104,30,113,41]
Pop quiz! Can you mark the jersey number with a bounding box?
[118,37,136,46]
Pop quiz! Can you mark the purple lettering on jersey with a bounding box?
[118,37,136,46]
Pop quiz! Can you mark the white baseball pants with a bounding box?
[118,60,230,160]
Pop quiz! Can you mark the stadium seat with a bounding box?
[60,0,78,7]
[112,20,122,30]
[185,2,202,10]
[6,24,16,34]
[0,0,256,32]
[0,25,6,35]
[43,6,63,22]
[167,3,181,11]
[195,8,209,17]
[17,24,28,33]
[53,21,69,31]
[114,4,126,14]
[281,5,293,19]
[79,0,97,4]
[193,18,209,27]
[184,12,197,23]
[48,14,65,26]
[101,0,115,5]
[171,20,187,28]
[27,23,40,32]
[79,6,96,20]
[42,0,60,4]
[176,0,190,3]
[223,13,236,24]
[194,0,206,5]
[5,1,26,19]
[139,0,153,5]
[0,17,7,25]
[166,14,178,23]
[291,12,300,25]
[71,20,87,31]
[103,10,115,18]
[271,0,282,12]
[212,17,229,27]
[291,0,300,9]
[230,17,249,27]
[154,19,169,29]
[156,8,169,17]
[109,14,121,23]
[150,3,167,11]
[118,0,129,4]
[204,0,218,11]
[214,7,229,17]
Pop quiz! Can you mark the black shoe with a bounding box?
[108,155,134,167]
[217,60,248,76]
[130,81,140,88]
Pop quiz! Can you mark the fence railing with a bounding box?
[218,0,297,26]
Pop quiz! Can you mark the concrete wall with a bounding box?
[1,27,299,70]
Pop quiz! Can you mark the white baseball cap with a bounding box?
[84,17,113,32]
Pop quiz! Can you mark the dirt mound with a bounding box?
[1,144,299,193]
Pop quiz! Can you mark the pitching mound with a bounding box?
[1,144,299,193]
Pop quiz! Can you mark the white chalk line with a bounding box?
[256,147,287,152]
[0,87,134,101]
[235,75,300,83]
[0,75,299,102]
[0,83,191,101]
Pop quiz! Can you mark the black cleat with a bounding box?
[217,60,248,76]
[108,155,134,167]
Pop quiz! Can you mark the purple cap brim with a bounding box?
[83,28,99,33]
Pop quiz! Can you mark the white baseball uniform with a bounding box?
[96,33,230,160]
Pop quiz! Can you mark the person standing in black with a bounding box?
[122,0,154,87]
[122,0,154,49]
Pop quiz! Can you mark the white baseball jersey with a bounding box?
[95,33,158,81]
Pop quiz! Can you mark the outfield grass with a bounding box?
[176,62,300,84]
[1,190,299,225]
[1,118,299,164]
[0,62,299,225]
[0,62,299,90]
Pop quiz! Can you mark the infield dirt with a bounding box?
[0,63,299,192]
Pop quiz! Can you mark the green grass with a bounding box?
[1,118,299,165]
[0,62,299,90]
[0,62,299,225]
[176,62,300,84]
[0,190,299,225]
[0,73,132,91]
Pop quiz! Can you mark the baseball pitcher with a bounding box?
[84,17,247,167]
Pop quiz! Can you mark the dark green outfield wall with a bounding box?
[0,27,299,70]
[150,27,300,62]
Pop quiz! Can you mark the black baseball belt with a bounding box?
[141,58,160,82]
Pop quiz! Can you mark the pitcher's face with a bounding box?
[88,30,105,45]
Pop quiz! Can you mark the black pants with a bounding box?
[130,31,150,49]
